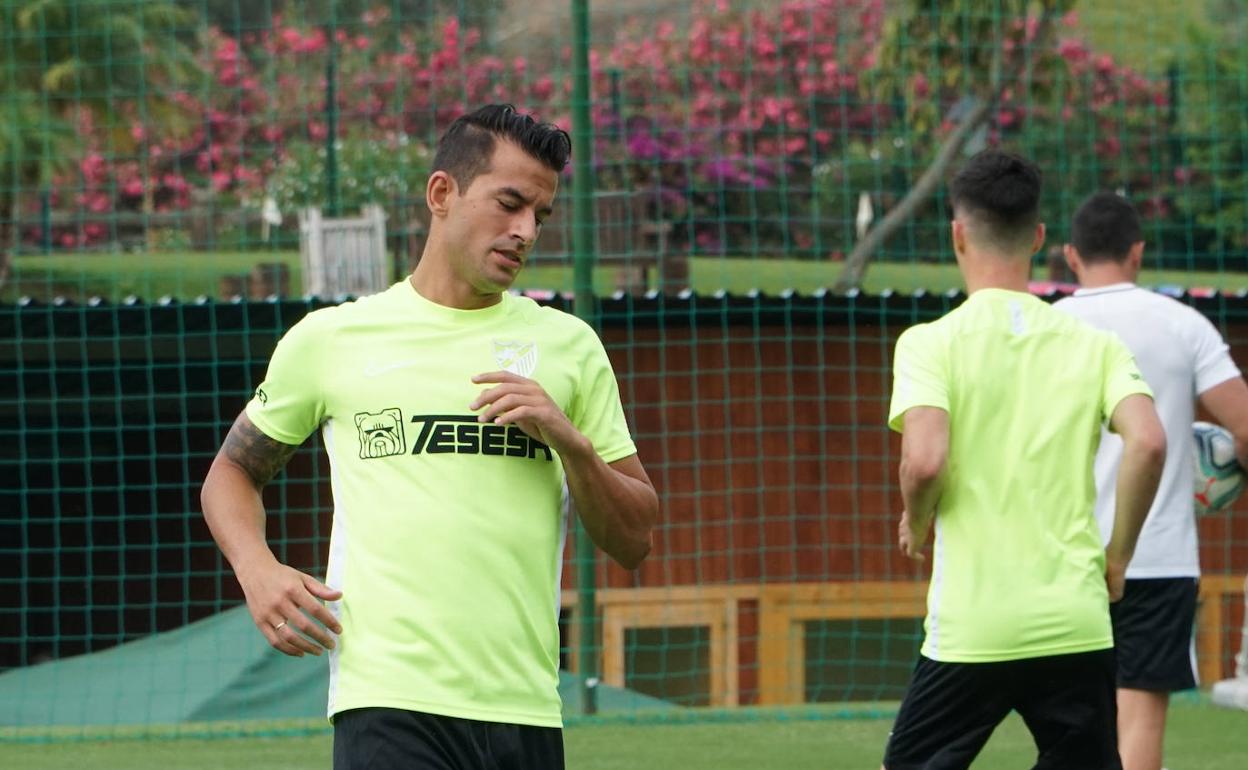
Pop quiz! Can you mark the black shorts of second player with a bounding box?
[882,649,1121,770]
[1110,576,1199,692]
[333,707,565,770]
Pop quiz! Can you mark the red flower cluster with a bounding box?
[30,2,1173,254]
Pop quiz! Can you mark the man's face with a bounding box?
[441,139,558,295]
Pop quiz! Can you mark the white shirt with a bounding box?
[1055,283,1241,577]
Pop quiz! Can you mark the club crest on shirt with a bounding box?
[354,408,406,459]
[493,340,538,378]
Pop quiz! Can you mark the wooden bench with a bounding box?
[559,585,759,707]
[558,576,1247,708]
[1196,574,1247,685]
[755,578,1248,705]
[757,581,927,706]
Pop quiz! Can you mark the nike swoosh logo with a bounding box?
[363,359,422,377]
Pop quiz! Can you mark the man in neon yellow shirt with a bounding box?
[201,105,659,769]
[881,151,1166,770]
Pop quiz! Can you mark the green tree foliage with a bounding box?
[1170,4,1248,267]
[178,0,505,38]
[1,0,198,285]
[8,0,197,111]
[262,132,432,220]
[833,0,1075,290]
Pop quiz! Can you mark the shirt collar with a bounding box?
[1072,282,1137,297]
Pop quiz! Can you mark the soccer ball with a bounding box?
[1193,421,1245,515]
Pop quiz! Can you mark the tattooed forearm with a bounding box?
[221,413,301,488]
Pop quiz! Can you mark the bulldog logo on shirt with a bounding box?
[493,340,538,378]
[354,408,406,459]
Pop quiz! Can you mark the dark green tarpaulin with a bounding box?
[0,606,670,727]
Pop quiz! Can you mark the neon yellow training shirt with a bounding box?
[245,280,637,727]
[887,288,1152,662]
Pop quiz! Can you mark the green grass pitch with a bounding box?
[3,700,1245,769]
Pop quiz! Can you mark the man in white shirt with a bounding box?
[1056,192,1248,770]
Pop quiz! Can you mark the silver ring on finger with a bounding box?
[274,621,288,632]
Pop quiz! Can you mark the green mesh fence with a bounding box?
[5,0,1248,301]
[3,0,1248,750]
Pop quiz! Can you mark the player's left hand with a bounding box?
[898,510,927,562]
[470,371,587,455]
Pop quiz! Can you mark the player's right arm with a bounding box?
[201,412,342,657]
[897,406,948,561]
[1105,394,1167,600]
[887,324,948,562]
[201,311,339,657]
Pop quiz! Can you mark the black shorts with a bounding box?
[333,707,565,770]
[882,650,1121,770]
[1110,577,1199,692]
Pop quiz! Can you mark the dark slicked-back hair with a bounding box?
[1070,191,1142,264]
[431,104,571,191]
[949,150,1043,251]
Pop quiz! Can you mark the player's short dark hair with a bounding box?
[1070,191,1143,264]
[949,150,1043,250]
[431,104,571,191]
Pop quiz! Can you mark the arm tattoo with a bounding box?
[221,414,301,488]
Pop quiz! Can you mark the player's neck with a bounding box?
[959,253,1031,295]
[1076,264,1137,289]
[409,252,503,311]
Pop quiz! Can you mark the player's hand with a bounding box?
[1104,557,1128,602]
[898,511,926,562]
[470,371,587,455]
[236,559,342,657]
